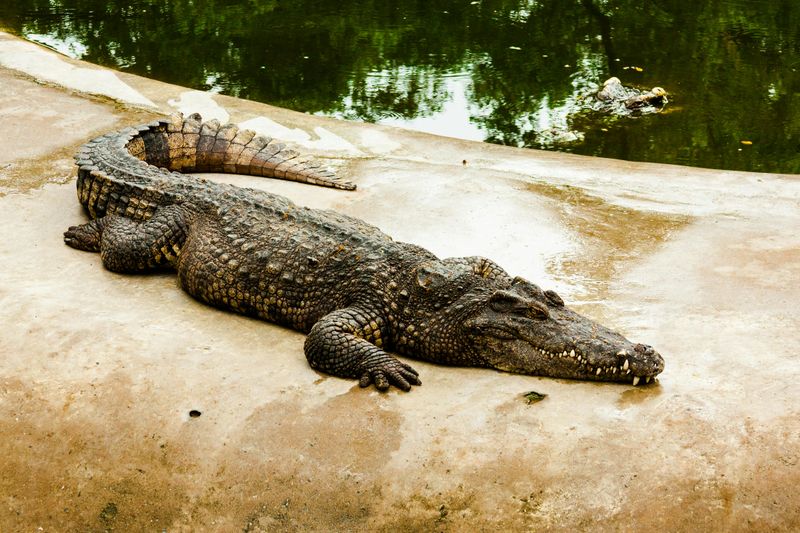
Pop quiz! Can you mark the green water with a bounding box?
[1,0,799,173]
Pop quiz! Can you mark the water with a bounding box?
[1,0,798,173]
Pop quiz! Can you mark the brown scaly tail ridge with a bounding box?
[151,113,354,190]
[74,113,355,220]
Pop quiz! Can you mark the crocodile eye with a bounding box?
[490,290,550,319]
[528,302,550,319]
[489,290,528,313]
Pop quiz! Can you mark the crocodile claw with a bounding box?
[63,220,104,252]
[359,360,421,392]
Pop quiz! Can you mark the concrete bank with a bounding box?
[1,32,799,531]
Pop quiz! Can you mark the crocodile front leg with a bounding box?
[305,307,422,392]
[64,205,190,273]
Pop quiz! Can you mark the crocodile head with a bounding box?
[459,277,664,385]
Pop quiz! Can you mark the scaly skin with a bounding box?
[64,113,665,391]
[595,77,668,113]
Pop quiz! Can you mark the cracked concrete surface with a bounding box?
[1,33,799,532]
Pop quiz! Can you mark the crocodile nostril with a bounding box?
[634,343,653,355]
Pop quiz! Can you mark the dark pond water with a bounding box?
[2,0,799,173]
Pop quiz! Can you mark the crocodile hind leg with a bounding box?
[305,307,422,392]
[64,205,190,273]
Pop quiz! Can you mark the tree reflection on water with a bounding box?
[1,0,798,173]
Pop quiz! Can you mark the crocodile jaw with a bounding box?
[466,309,665,385]
[487,339,664,385]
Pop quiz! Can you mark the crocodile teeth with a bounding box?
[632,376,640,386]
[645,376,651,384]
[596,368,602,376]
[562,351,567,356]
[622,359,629,371]
[570,349,576,357]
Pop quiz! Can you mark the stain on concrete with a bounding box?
[0,32,156,107]
[0,67,158,195]
[0,376,186,531]
[186,391,402,531]
[522,181,691,301]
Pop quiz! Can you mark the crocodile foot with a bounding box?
[63,219,105,252]
[305,307,423,392]
[358,358,421,392]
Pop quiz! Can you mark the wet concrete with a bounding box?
[1,32,799,531]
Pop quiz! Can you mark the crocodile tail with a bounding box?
[75,166,169,221]
[131,113,356,190]
[75,127,178,220]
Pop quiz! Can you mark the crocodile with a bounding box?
[63,113,664,391]
[533,78,669,148]
[594,77,668,114]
